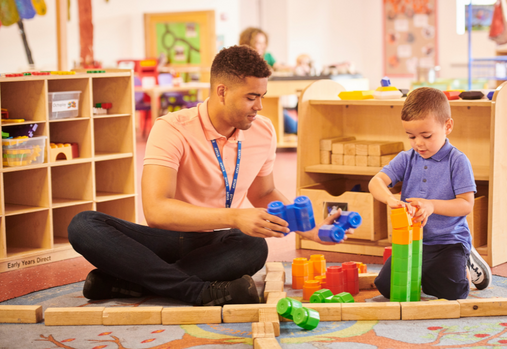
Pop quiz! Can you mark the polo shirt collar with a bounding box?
[430,138,452,162]
[199,99,245,142]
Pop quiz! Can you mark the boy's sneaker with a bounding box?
[83,269,145,300]
[468,246,492,290]
[200,275,260,306]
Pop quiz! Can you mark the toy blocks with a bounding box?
[267,195,315,234]
[381,76,391,87]
[292,257,310,289]
[444,91,461,100]
[50,142,79,162]
[310,289,355,304]
[390,207,423,302]
[93,102,113,115]
[319,211,362,242]
[0,305,43,323]
[277,298,320,330]
[338,90,374,100]
[326,265,344,294]
[374,77,403,99]
[303,280,321,301]
[342,262,359,295]
[276,298,303,321]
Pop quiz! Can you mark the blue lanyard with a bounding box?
[211,139,242,208]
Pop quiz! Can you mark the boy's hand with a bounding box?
[406,198,434,226]
[386,197,416,217]
[296,208,354,245]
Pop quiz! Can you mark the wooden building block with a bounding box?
[344,141,359,155]
[341,302,400,320]
[259,308,280,336]
[367,155,381,167]
[265,262,285,273]
[162,306,222,325]
[0,305,42,323]
[45,307,104,326]
[266,291,287,305]
[223,304,276,323]
[368,142,404,156]
[254,337,282,349]
[356,141,380,156]
[458,298,507,317]
[265,271,285,283]
[252,321,275,339]
[344,155,355,166]
[332,140,356,154]
[320,136,355,151]
[355,155,367,167]
[359,273,378,290]
[331,153,343,165]
[305,303,342,321]
[320,150,331,164]
[401,301,460,320]
[381,153,398,167]
[264,281,285,299]
[103,307,163,325]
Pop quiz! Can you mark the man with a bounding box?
[68,45,345,307]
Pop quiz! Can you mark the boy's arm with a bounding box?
[407,192,474,225]
[369,172,406,209]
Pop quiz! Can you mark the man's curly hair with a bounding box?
[210,45,271,87]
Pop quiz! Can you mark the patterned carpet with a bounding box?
[1,263,507,349]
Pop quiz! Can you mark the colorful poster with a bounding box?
[155,22,201,64]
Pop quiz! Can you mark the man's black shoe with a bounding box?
[83,269,145,300]
[200,275,260,306]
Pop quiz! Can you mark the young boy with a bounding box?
[369,87,491,300]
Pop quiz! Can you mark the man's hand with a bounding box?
[233,208,289,238]
[296,208,354,245]
[406,198,434,226]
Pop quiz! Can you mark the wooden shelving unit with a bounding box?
[296,80,507,267]
[0,69,138,272]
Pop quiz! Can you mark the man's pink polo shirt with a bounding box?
[144,99,277,209]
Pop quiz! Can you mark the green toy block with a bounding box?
[293,307,320,330]
[310,289,333,303]
[276,298,303,320]
[391,271,411,286]
[392,243,412,258]
[391,284,410,302]
[391,257,412,272]
[332,292,355,303]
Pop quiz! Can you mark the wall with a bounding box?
[0,0,240,73]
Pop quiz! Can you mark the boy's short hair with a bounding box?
[239,27,269,48]
[401,87,451,124]
[210,45,271,87]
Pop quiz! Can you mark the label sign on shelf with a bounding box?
[52,99,79,112]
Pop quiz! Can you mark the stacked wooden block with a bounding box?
[320,137,404,167]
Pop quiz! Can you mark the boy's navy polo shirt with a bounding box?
[381,139,476,252]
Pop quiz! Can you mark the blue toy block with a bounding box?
[381,77,391,87]
[318,211,362,242]
[267,195,315,235]
[487,91,494,100]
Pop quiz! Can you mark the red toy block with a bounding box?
[101,103,112,109]
[444,91,461,100]
[342,262,359,296]
[326,266,344,295]
[5,73,23,77]
[383,246,392,264]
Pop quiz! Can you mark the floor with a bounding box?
[1,126,506,303]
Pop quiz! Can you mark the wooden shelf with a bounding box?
[297,79,507,267]
[0,70,138,272]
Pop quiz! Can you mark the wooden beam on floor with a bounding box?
[458,298,507,317]
[401,301,460,320]
[0,305,43,323]
[162,306,222,324]
[341,302,400,320]
[103,307,163,325]
[45,307,104,325]
[223,304,276,323]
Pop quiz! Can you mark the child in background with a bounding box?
[369,87,491,300]
[239,27,298,134]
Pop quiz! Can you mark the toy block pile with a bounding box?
[93,102,112,115]
[373,77,403,99]
[390,207,423,302]
[444,90,495,101]
[2,136,44,167]
[320,137,404,167]
[267,196,315,235]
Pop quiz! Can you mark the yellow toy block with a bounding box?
[338,90,374,100]
[50,143,73,162]
[392,227,413,245]
[391,207,412,229]
[375,86,399,92]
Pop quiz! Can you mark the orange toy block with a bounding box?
[391,207,412,229]
[292,258,309,289]
[50,142,79,162]
[303,280,321,301]
[391,227,413,245]
[412,222,423,241]
[310,254,327,277]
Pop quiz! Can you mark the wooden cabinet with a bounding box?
[0,69,138,272]
[296,80,507,267]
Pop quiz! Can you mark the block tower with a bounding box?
[390,207,423,302]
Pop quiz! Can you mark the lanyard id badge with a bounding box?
[211,139,242,208]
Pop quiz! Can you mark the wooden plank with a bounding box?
[341,302,400,320]
[263,281,285,300]
[344,141,359,155]
[265,262,285,273]
[458,298,507,317]
[344,155,355,166]
[320,150,331,164]
[356,141,381,156]
[252,321,275,339]
[103,307,163,325]
[265,271,285,283]
[223,304,276,323]
[368,141,404,156]
[306,303,342,321]
[0,305,42,323]
[45,307,104,326]
[332,140,357,154]
[259,308,280,336]
[359,273,378,290]
[331,154,343,165]
[254,337,282,349]
[401,301,460,320]
[320,136,355,151]
[266,291,287,305]
[161,307,221,325]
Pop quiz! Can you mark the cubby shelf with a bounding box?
[0,69,138,272]
[297,80,507,267]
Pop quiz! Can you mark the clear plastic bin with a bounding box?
[48,91,82,120]
[2,136,46,167]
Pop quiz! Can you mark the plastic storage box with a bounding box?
[48,91,82,119]
[2,136,46,167]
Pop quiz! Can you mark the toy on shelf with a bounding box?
[1,123,38,138]
[5,73,24,77]
[390,207,423,302]
[319,211,362,243]
[2,136,46,167]
[87,70,106,73]
[50,71,76,75]
[459,91,484,100]
[444,91,461,100]
[1,119,25,123]
[374,77,403,99]
[267,195,315,235]
[93,102,112,115]
[487,91,495,100]
[1,108,8,119]
[50,142,79,162]
[338,90,374,100]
